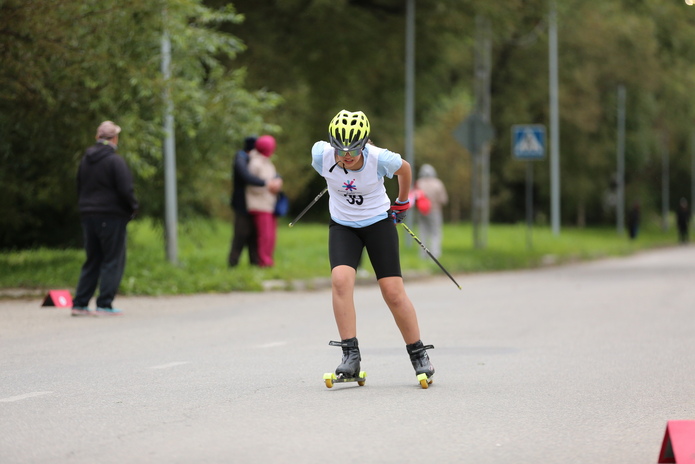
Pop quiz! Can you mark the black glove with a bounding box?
[389,199,410,224]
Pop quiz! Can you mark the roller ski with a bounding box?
[323,337,367,388]
[407,341,435,389]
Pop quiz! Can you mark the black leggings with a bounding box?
[328,218,402,279]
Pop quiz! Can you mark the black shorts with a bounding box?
[328,218,402,279]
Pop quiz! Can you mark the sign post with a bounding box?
[512,125,546,249]
[453,113,495,248]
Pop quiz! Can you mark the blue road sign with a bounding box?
[512,125,546,160]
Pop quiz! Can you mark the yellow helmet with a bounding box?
[328,110,370,152]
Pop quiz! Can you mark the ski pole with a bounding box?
[288,188,328,227]
[399,222,462,290]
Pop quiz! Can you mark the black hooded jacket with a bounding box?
[77,141,139,218]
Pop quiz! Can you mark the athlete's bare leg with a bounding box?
[378,276,421,344]
[331,265,357,339]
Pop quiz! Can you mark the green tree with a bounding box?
[221,0,695,227]
[212,0,476,219]
[0,0,279,249]
[4,0,695,251]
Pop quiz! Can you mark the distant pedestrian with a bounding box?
[627,202,640,240]
[72,121,138,316]
[246,135,283,267]
[228,136,281,267]
[676,197,690,244]
[414,163,448,259]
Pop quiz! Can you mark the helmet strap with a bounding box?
[329,160,348,175]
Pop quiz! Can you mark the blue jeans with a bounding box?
[73,216,128,308]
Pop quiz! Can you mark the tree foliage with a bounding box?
[0,0,280,248]
[2,0,695,249]
[223,0,695,227]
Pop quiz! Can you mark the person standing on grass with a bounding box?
[246,135,283,267]
[676,197,690,244]
[72,121,138,316]
[229,136,281,267]
[311,109,435,388]
[414,163,448,259]
[627,201,640,240]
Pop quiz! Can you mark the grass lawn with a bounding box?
[0,217,680,297]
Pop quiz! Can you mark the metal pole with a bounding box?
[161,27,178,264]
[691,130,695,221]
[526,161,534,250]
[479,16,492,248]
[616,85,626,235]
[288,188,327,228]
[471,149,480,248]
[403,0,415,246]
[548,0,561,235]
[662,133,669,231]
[405,0,415,172]
[472,15,491,249]
[400,223,461,290]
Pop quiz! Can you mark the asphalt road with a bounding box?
[1,246,694,464]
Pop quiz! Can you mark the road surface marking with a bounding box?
[150,361,190,370]
[257,341,287,348]
[0,391,53,403]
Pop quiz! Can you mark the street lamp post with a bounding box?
[161,24,178,265]
[549,0,561,235]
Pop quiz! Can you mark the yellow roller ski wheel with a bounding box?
[323,372,335,388]
[417,373,431,389]
[357,371,367,386]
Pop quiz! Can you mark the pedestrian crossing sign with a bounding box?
[512,125,546,160]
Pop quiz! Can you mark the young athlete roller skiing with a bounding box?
[310,110,435,389]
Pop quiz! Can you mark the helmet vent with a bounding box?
[328,110,371,151]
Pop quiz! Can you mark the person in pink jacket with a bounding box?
[246,135,283,267]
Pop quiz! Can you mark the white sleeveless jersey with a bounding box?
[315,141,394,224]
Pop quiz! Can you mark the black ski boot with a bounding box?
[406,340,435,388]
[329,337,361,378]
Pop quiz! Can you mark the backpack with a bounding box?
[412,189,431,216]
[274,192,290,217]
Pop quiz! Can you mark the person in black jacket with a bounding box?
[228,136,281,267]
[72,121,138,316]
[676,197,690,244]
